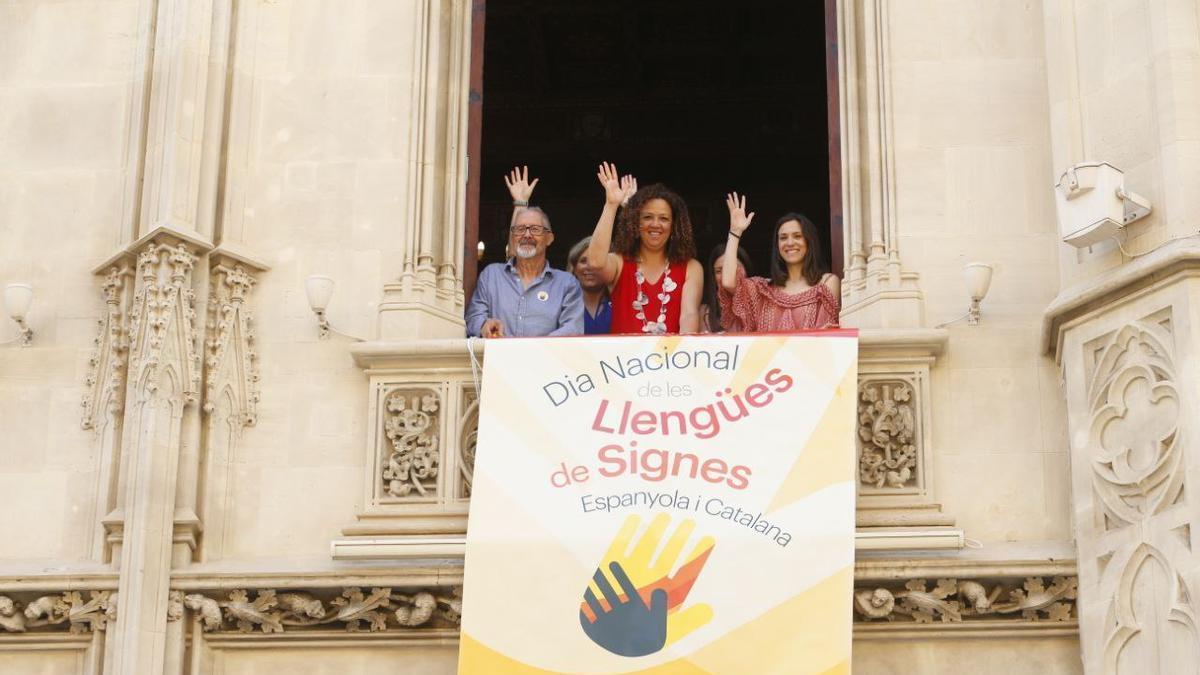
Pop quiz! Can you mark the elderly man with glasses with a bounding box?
[466,167,584,338]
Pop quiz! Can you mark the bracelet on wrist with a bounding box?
[513,200,529,206]
[729,231,741,239]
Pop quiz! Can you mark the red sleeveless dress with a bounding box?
[610,257,689,334]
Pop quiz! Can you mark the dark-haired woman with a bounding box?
[584,162,703,334]
[700,243,753,333]
[718,192,840,331]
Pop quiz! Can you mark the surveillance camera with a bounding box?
[1054,162,1151,248]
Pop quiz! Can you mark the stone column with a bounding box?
[107,237,207,675]
[98,0,235,670]
[376,0,474,340]
[1048,247,1200,673]
[836,0,925,329]
[1042,1,1200,668]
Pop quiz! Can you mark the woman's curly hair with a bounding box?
[613,183,697,264]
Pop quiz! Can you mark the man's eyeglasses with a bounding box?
[511,224,550,235]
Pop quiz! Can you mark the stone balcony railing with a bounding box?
[332,329,962,560]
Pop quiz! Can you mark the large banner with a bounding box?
[459,333,858,674]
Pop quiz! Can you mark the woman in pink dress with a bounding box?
[584,162,704,334]
[718,192,840,331]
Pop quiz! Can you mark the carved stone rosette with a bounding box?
[0,591,117,634]
[853,576,1078,624]
[176,587,461,634]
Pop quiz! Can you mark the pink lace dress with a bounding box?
[718,269,841,332]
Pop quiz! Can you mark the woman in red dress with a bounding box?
[718,192,841,332]
[584,163,703,334]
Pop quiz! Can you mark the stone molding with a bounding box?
[1042,236,1200,357]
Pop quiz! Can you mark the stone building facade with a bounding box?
[0,0,1196,673]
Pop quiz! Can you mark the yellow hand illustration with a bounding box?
[583,513,715,648]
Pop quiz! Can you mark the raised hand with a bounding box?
[579,561,669,657]
[726,192,755,236]
[597,162,625,207]
[620,174,639,206]
[504,166,539,203]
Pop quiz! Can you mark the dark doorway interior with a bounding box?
[477,0,831,286]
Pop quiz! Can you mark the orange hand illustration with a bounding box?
[580,513,715,655]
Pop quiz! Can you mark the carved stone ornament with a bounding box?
[1084,320,1200,664]
[82,265,132,429]
[458,392,479,498]
[1086,322,1182,528]
[180,587,462,633]
[382,390,441,498]
[0,591,117,634]
[853,576,1077,623]
[204,263,261,427]
[127,241,202,402]
[858,380,918,489]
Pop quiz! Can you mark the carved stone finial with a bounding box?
[204,264,262,426]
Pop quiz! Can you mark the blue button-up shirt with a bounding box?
[466,259,584,337]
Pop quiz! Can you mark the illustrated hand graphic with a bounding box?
[579,513,715,656]
[580,561,669,657]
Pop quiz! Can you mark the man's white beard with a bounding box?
[515,244,538,259]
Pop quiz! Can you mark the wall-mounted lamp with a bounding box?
[304,275,362,341]
[3,283,34,347]
[305,275,334,339]
[963,263,993,326]
[935,263,993,328]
